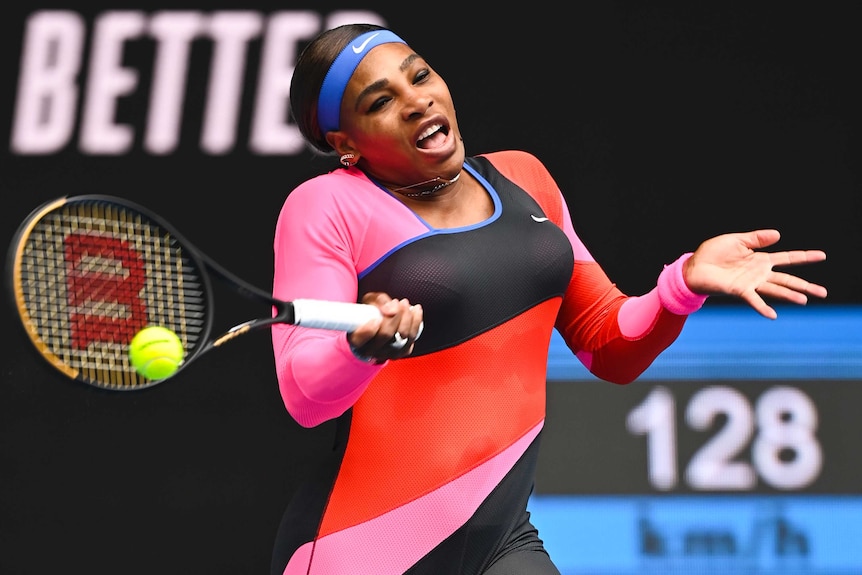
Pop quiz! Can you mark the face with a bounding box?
[331,42,465,188]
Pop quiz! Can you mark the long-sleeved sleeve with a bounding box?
[270,172,387,427]
[270,168,431,427]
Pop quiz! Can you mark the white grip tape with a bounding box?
[292,299,382,332]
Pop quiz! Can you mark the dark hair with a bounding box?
[290,23,387,154]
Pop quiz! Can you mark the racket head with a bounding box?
[7,195,213,390]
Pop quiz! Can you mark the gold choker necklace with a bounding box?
[393,173,462,197]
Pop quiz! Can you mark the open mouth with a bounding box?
[416,123,449,149]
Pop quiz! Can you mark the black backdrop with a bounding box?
[1,3,859,574]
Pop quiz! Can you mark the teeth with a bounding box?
[418,124,442,141]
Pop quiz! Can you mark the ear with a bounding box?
[325,131,356,157]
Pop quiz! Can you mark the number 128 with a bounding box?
[626,385,822,491]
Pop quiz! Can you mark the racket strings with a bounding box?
[16,200,208,389]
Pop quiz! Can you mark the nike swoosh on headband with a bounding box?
[352,32,380,54]
[531,215,549,222]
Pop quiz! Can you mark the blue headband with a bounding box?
[317,30,407,134]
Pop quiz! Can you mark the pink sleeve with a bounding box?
[272,322,383,428]
[270,169,427,427]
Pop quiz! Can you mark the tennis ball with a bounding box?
[128,326,184,380]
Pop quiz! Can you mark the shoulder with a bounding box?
[286,168,357,202]
[479,149,546,172]
[281,168,380,212]
[478,150,557,189]
[477,150,563,221]
[276,168,384,235]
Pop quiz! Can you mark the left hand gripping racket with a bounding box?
[6,194,383,390]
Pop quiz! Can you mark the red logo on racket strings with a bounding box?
[65,233,148,349]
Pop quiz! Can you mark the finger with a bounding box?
[390,301,422,349]
[367,299,412,354]
[743,229,781,250]
[346,314,383,348]
[409,304,424,340]
[390,331,408,349]
[769,271,828,298]
[361,291,393,308]
[770,249,827,268]
[756,282,809,306]
[741,289,778,320]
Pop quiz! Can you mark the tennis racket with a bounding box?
[7,194,384,391]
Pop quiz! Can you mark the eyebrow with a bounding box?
[353,53,421,112]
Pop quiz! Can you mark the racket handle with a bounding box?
[291,299,382,331]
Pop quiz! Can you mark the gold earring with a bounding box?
[340,153,356,167]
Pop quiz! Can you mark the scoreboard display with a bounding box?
[539,379,862,495]
[531,305,862,574]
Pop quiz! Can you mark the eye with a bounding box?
[413,68,430,85]
[368,95,391,112]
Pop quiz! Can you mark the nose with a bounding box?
[403,89,433,119]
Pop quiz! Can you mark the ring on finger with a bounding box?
[390,331,408,349]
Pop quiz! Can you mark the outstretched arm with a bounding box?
[684,229,827,319]
[556,228,827,384]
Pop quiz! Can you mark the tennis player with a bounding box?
[269,23,827,575]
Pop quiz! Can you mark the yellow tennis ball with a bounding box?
[128,326,184,380]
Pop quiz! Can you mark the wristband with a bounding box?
[657,252,709,315]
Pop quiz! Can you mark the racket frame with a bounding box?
[7,194,379,390]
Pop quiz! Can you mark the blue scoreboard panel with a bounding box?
[531,305,862,574]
